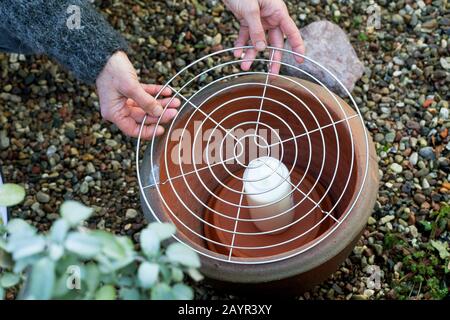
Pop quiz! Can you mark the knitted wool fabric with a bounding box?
[0,0,128,84]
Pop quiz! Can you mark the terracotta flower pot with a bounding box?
[139,75,379,294]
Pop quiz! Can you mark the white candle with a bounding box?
[243,156,294,233]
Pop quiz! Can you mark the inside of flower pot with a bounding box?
[157,80,360,262]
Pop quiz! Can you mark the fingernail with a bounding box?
[255,41,266,51]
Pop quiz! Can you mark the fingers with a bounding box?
[141,84,173,97]
[268,27,284,75]
[126,96,180,110]
[241,46,258,71]
[157,97,181,109]
[141,125,165,140]
[244,9,266,51]
[130,107,178,125]
[104,103,165,139]
[122,82,163,117]
[280,18,305,63]
[113,114,164,140]
[234,26,250,58]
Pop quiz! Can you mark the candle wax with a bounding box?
[243,156,294,233]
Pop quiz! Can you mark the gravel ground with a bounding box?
[0,0,449,300]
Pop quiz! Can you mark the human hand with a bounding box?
[96,51,180,140]
[223,0,305,74]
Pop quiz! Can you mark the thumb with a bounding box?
[122,82,163,117]
[244,9,266,51]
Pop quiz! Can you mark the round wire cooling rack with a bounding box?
[136,46,370,265]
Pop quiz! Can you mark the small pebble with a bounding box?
[126,208,139,219]
[36,191,50,203]
[390,163,403,173]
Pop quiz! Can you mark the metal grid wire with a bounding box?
[136,46,369,264]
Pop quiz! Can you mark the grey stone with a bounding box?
[380,215,395,225]
[0,130,10,149]
[422,178,430,189]
[86,162,96,174]
[414,193,426,204]
[439,108,449,120]
[392,14,405,25]
[374,133,385,142]
[409,225,419,238]
[393,57,405,66]
[174,58,186,67]
[419,146,435,160]
[390,163,403,173]
[126,208,139,219]
[80,181,89,194]
[46,145,57,157]
[105,139,118,148]
[282,21,364,97]
[409,152,418,166]
[36,191,50,203]
[441,57,450,70]
[385,132,396,143]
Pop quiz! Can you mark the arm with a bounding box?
[223,0,305,74]
[0,1,179,139]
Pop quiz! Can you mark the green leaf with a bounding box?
[49,219,70,243]
[92,231,134,261]
[91,231,124,258]
[95,285,116,300]
[119,287,140,300]
[52,275,70,298]
[187,268,204,282]
[9,235,46,260]
[24,257,55,300]
[138,262,159,289]
[116,276,133,287]
[358,32,368,42]
[0,249,13,269]
[65,232,101,259]
[419,220,432,231]
[0,272,20,288]
[171,267,184,282]
[172,283,194,300]
[0,287,4,300]
[151,283,174,300]
[90,231,135,272]
[140,228,160,257]
[0,184,25,206]
[166,243,201,268]
[60,201,93,226]
[431,240,450,259]
[148,223,176,241]
[84,263,100,294]
[159,264,172,282]
[54,254,78,274]
[12,254,41,274]
[48,243,64,261]
[6,219,35,236]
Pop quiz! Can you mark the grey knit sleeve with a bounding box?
[0,0,128,84]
